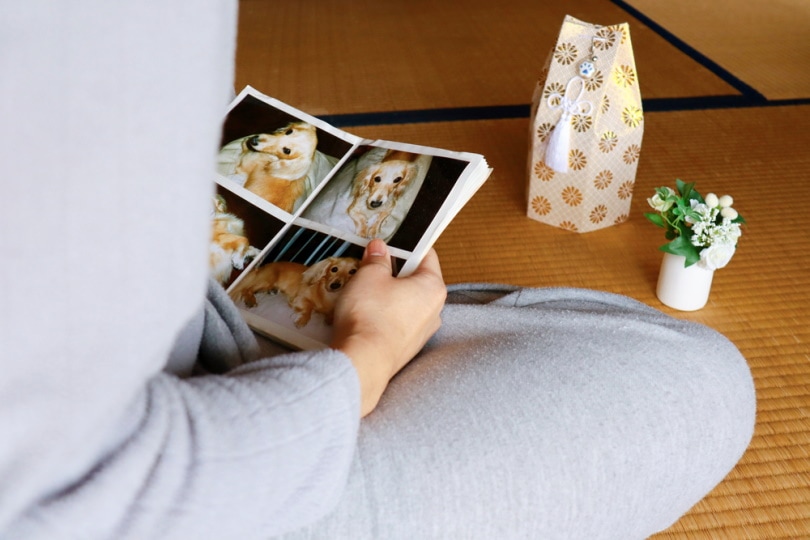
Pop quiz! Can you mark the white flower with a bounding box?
[698,242,736,270]
[685,199,712,224]
[719,194,734,208]
[715,220,742,244]
[647,187,676,212]
[686,199,717,240]
[704,193,719,208]
[693,221,740,247]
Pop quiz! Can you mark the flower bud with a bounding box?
[704,193,719,207]
[720,207,738,220]
[719,194,734,208]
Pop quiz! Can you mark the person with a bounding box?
[1,1,755,539]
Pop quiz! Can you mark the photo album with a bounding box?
[211,86,492,350]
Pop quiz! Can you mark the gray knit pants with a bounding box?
[275,283,755,539]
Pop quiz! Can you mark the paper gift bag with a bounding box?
[526,15,643,232]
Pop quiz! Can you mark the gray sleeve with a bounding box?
[6,282,361,540]
[280,285,756,540]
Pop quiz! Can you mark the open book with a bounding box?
[212,86,492,350]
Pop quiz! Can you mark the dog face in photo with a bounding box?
[235,121,318,212]
[348,150,419,238]
[293,256,359,326]
[209,195,261,285]
[301,256,359,295]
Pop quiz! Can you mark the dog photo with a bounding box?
[208,186,287,287]
[301,145,431,242]
[217,94,352,214]
[229,226,363,340]
[209,193,261,285]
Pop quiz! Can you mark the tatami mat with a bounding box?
[349,105,810,539]
[235,0,736,117]
[234,0,809,537]
[623,0,810,101]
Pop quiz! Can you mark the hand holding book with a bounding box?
[331,239,446,417]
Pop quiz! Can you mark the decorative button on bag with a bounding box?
[527,15,644,233]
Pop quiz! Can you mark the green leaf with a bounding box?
[661,234,701,266]
[675,178,704,204]
[675,178,692,198]
[644,212,665,228]
[661,234,690,255]
[675,217,691,233]
[683,249,701,267]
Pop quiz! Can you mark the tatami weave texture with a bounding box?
[235,0,735,115]
[624,0,810,101]
[235,0,810,537]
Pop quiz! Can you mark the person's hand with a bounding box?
[330,239,446,417]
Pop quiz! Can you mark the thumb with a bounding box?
[362,238,393,272]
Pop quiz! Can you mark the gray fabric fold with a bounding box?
[199,278,261,373]
[282,284,756,540]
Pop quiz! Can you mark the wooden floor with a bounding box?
[234,0,810,537]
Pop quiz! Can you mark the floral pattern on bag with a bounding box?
[526,15,644,233]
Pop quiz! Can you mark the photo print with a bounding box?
[302,145,471,252]
[217,93,354,214]
[208,184,285,288]
[229,225,365,344]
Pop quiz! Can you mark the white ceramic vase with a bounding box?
[656,252,714,311]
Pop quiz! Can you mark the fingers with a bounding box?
[413,248,444,283]
[361,238,393,273]
[360,241,445,316]
[363,240,444,283]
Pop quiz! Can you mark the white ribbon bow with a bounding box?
[547,75,593,123]
[544,76,593,173]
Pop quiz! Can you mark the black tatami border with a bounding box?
[609,0,766,101]
[324,97,809,128]
[324,2,808,128]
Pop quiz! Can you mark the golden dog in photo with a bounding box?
[232,256,359,327]
[347,150,419,238]
[209,195,261,284]
[235,121,318,213]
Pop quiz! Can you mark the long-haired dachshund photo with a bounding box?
[209,195,261,285]
[232,256,359,327]
[234,121,318,212]
[347,149,419,238]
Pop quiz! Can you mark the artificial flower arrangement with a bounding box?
[645,179,745,271]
